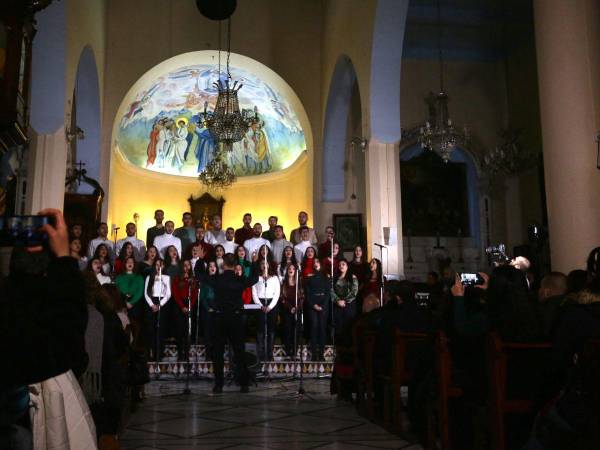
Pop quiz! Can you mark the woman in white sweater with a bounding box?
[144,259,171,361]
[252,259,280,361]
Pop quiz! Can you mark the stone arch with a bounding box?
[322,55,359,202]
[370,0,409,143]
[72,46,101,193]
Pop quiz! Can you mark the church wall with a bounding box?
[101,0,323,230]
[400,58,511,251]
[315,0,378,254]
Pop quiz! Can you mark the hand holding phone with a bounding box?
[33,209,69,257]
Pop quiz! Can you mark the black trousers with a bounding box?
[281,309,297,357]
[173,305,198,361]
[309,306,328,358]
[213,311,248,387]
[333,301,357,338]
[144,300,172,361]
[203,310,215,360]
[256,306,278,360]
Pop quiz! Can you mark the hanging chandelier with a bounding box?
[198,150,236,189]
[417,0,469,162]
[483,129,538,177]
[205,78,246,151]
[204,17,246,152]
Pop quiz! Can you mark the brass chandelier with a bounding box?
[417,0,469,162]
[198,150,236,189]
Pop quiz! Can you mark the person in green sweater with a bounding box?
[115,257,144,324]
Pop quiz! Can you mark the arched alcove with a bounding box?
[322,55,358,202]
[72,46,101,194]
[29,0,66,134]
[400,145,481,243]
[108,51,313,236]
[370,0,409,143]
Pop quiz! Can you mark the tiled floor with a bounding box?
[120,379,423,449]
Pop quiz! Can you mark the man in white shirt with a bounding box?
[115,222,146,262]
[88,222,115,261]
[221,227,238,254]
[271,225,291,264]
[205,215,227,245]
[243,223,271,261]
[294,226,315,262]
[153,220,182,258]
[290,211,318,245]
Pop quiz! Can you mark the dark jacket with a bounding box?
[195,261,258,313]
[304,273,330,308]
[0,256,88,386]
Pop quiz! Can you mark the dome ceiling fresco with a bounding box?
[114,52,307,177]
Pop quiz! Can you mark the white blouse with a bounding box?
[252,276,280,310]
[144,274,171,307]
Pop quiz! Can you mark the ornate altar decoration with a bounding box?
[64,167,104,240]
[188,192,225,229]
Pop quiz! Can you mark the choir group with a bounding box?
[68,210,384,370]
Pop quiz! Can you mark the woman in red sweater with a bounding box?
[171,260,199,361]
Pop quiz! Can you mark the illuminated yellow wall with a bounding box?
[107,150,313,239]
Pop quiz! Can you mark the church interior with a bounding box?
[1,0,599,449]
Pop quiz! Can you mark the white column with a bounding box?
[534,0,600,272]
[26,128,68,213]
[365,138,404,277]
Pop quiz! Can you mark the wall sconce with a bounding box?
[66,126,85,142]
[350,137,368,152]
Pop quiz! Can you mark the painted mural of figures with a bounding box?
[162,120,176,162]
[171,117,189,172]
[252,120,272,173]
[154,119,168,168]
[228,140,246,174]
[146,121,160,167]
[194,124,216,173]
[242,126,258,173]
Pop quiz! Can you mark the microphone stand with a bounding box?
[155,265,162,380]
[183,278,192,394]
[374,243,387,308]
[330,238,336,361]
[261,255,270,380]
[296,262,305,395]
[195,280,201,376]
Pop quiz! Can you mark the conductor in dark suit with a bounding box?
[195,252,258,393]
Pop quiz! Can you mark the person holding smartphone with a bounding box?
[1,209,93,448]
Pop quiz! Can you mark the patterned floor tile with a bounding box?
[121,380,423,450]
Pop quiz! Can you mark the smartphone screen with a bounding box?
[0,216,51,247]
[460,272,484,286]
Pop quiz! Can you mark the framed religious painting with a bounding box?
[333,213,363,252]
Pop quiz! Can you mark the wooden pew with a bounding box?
[383,329,428,432]
[487,332,552,450]
[435,330,464,450]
